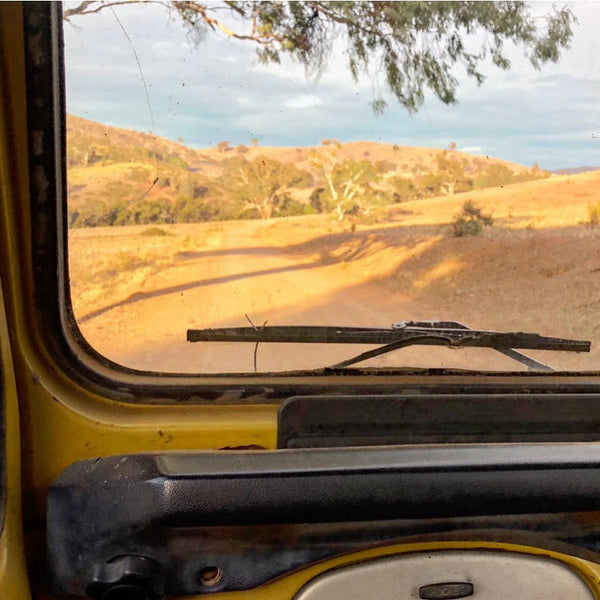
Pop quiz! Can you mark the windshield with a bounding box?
[63,1,599,374]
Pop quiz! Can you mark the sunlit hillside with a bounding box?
[67,114,547,226]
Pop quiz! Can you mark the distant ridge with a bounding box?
[551,166,600,175]
[66,113,532,176]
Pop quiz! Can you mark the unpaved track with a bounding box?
[79,221,522,373]
[73,171,600,373]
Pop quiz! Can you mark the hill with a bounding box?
[66,114,548,226]
[552,166,600,175]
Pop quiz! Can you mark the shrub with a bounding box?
[140,227,172,237]
[278,197,307,217]
[391,175,419,202]
[452,200,493,237]
[588,201,600,228]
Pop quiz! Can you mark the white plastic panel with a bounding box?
[295,550,594,600]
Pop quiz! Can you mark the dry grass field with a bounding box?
[69,169,600,373]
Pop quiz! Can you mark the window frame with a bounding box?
[22,1,600,408]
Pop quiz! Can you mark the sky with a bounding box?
[63,1,600,170]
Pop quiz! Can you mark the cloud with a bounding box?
[283,94,323,109]
[461,146,484,154]
[63,1,600,170]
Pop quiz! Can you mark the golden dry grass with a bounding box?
[68,170,600,372]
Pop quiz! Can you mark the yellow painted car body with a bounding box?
[2,2,600,599]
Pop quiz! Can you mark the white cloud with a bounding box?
[461,146,484,154]
[283,94,323,109]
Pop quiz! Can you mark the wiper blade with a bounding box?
[187,320,591,372]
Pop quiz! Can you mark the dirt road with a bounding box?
[76,219,543,373]
[74,166,600,374]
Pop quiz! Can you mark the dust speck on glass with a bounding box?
[63,1,600,374]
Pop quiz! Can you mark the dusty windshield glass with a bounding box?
[63,1,600,373]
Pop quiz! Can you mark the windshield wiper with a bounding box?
[187,320,591,372]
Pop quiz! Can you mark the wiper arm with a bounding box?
[187,320,591,372]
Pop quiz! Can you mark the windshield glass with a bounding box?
[63,1,600,373]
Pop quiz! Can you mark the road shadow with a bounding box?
[78,261,321,323]
[78,222,432,323]
[175,247,281,260]
[174,222,441,264]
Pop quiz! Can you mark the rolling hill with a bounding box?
[66,114,548,226]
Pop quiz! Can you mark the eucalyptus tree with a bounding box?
[64,1,575,113]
